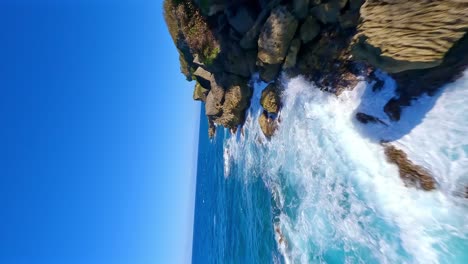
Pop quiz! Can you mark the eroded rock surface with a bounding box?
[353,0,468,73]
[383,144,437,191]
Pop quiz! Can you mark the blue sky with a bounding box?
[0,0,199,263]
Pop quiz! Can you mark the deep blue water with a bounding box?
[192,109,282,264]
[191,73,468,264]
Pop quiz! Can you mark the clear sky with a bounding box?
[0,0,199,263]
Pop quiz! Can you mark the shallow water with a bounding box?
[192,71,468,264]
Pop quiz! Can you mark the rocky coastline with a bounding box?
[164,0,468,190]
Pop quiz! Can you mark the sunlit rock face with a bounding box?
[353,0,468,73]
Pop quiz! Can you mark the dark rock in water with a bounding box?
[352,0,468,73]
[372,79,384,92]
[259,111,278,138]
[383,98,402,121]
[257,6,299,65]
[356,112,387,125]
[299,16,320,44]
[261,83,281,114]
[383,144,436,191]
[193,82,209,102]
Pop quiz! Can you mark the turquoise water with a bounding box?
[192,72,468,263]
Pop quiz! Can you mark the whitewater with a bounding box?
[223,71,468,263]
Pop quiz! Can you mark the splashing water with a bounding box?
[223,71,468,263]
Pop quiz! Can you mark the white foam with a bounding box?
[223,71,468,263]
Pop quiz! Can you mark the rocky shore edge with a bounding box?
[163,0,468,191]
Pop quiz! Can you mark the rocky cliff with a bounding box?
[163,0,468,138]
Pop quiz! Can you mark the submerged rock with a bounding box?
[260,83,281,114]
[355,112,386,125]
[383,144,436,191]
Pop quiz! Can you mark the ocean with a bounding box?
[191,71,468,264]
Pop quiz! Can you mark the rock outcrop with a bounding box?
[258,6,298,65]
[213,75,251,129]
[353,0,468,73]
[383,144,436,191]
[260,83,281,114]
[259,111,278,138]
[193,82,209,101]
[164,0,467,138]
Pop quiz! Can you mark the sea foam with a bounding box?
[223,71,468,263]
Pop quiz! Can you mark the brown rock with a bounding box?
[193,82,209,102]
[205,78,225,117]
[259,111,278,138]
[260,83,281,114]
[257,6,299,65]
[383,144,436,191]
[352,0,468,73]
[214,75,252,128]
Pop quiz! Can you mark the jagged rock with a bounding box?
[310,1,342,24]
[205,78,225,117]
[240,0,282,49]
[292,0,310,20]
[208,118,216,139]
[193,82,209,102]
[259,111,278,138]
[257,6,299,65]
[260,83,281,114]
[221,43,256,77]
[299,16,320,44]
[339,10,360,29]
[283,38,301,70]
[384,97,409,121]
[214,75,251,128]
[355,112,386,125]
[353,0,468,73]
[383,144,436,191]
[226,6,255,35]
[258,61,282,83]
[193,67,213,89]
